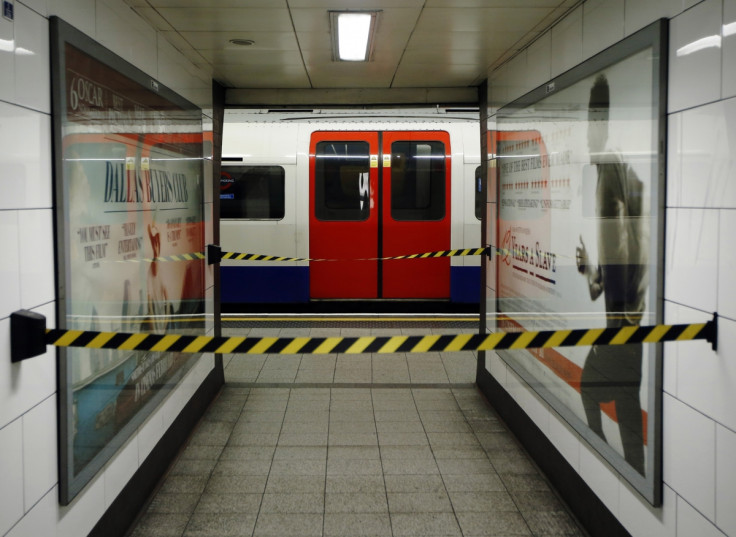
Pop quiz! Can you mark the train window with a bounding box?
[315,141,371,221]
[475,166,482,220]
[219,166,285,219]
[390,141,445,221]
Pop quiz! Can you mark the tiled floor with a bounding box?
[127,319,587,537]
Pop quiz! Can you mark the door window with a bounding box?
[315,141,371,221]
[390,141,445,221]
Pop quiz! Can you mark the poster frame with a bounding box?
[493,19,667,505]
[50,16,205,505]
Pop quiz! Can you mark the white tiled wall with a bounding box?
[486,1,736,536]
[0,1,215,536]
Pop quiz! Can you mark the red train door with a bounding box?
[309,130,450,299]
[382,131,451,298]
[309,132,379,298]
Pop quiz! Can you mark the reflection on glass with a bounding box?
[315,141,370,221]
[390,141,445,221]
[494,27,663,504]
[220,165,285,219]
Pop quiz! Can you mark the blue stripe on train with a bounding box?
[221,266,480,303]
[450,266,481,303]
[221,266,310,303]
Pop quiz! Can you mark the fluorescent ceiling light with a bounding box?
[330,11,379,62]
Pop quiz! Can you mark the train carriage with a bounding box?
[220,109,482,307]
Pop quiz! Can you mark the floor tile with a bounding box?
[253,513,323,536]
[390,512,462,536]
[194,493,262,514]
[259,493,324,513]
[387,491,453,513]
[325,492,389,513]
[183,513,257,537]
[126,318,585,537]
[323,513,392,536]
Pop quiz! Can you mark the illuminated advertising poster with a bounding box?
[51,18,205,503]
[495,21,666,504]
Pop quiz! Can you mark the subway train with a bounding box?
[219,109,483,309]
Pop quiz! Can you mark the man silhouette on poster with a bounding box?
[576,73,648,475]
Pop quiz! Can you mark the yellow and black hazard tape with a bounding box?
[40,318,718,356]
[219,247,489,263]
[108,245,507,265]
[115,252,206,264]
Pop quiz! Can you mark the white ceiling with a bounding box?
[123,0,581,106]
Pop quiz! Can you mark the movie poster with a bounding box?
[52,19,205,503]
[494,21,665,503]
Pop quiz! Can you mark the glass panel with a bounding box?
[390,141,445,221]
[315,141,370,221]
[492,19,667,505]
[220,166,285,219]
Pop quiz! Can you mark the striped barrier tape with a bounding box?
[10,310,718,362]
[39,318,717,356]
[106,245,521,264]
[216,246,490,263]
[115,252,206,264]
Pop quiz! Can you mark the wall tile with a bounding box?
[679,99,736,209]
[103,435,139,508]
[618,482,676,537]
[13,4,50,114]
[716,424,736,536]
[56,472,106,537]
[677,315,736,431]
[0,14,13,102]
[665,111,682,208]
[663,301,714,399]
[489,62,509,113]
[504,50,528,104]
[96,0,157,76]
[663,394,716,519]
[550,5,582,78]
[664,208,718,312]
[583,0,625,59]
[0,102,53,210]
[677,496,728,537]
[487,352,507,388]
[579,442,620,516]
[0,304,56,429]
[724,0,736,98]
[136,405,164,464]
[18,209,55,309]
[6,488,58,537]
[22,396,57,510]
[47,0,96,39]
[0,419,24,535]
[548,413,581,472]
[719,210,736,321]
[668,0,723,112]
[526,32,551,92]
[19,0,48,17]
[625,0,684,36]
[0,211,21,318]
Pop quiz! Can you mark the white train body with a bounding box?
[220,109,481,305]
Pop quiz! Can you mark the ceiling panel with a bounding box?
[128,0,583,103]
[177,31,300,51]
[197,49,305,66]
[415,7,554,33]
[425,0,568,7]
[155,8,294,32]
